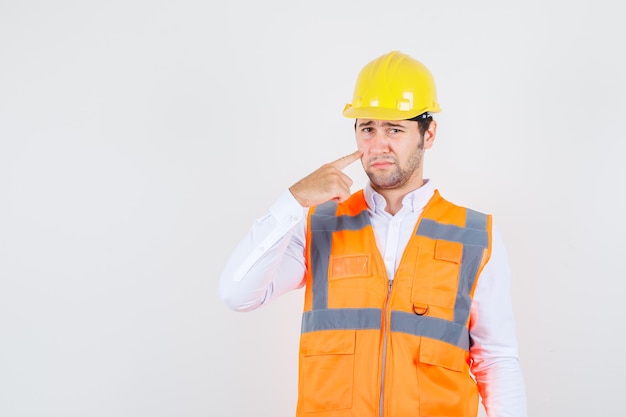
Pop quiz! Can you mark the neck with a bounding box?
[372,176,425,216]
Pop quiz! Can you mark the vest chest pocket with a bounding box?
[300,330,355,412]
[412,240,463,309]
[329,254,371,280]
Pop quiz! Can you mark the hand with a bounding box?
[289,149,362,207]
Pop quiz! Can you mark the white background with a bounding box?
[1,1,624,416]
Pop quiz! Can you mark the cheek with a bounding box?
[355,139,370,154]
[392,141,413,156]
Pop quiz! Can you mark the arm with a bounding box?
[218,190,308,311]
[218,150,363,311]
[469,223,527,417]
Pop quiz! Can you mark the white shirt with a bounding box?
[219,180,527,417]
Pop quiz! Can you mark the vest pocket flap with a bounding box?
[434,239,463,263]
[419,337,464,372]
[329,254,371,280]
[302,330,356,356]
[300,330,355,412]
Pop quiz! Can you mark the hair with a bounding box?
[408,112,433,136]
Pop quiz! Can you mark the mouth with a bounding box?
[369,159,395,169]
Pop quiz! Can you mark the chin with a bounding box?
[370,178,402,189]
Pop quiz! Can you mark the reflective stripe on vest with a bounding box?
[302,198,489,351]
[309,200,370,311]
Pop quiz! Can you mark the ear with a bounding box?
[423,119,437,150]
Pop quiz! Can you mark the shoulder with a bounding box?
[309,190,367,218]
[436,191,489,216]
[430,190,492,228]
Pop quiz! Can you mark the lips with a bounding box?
[369,159,395,169]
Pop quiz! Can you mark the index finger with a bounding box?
[331,149,363,170]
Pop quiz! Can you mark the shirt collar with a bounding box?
[364,179,435,213]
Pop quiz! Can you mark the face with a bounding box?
[355,119,435,191]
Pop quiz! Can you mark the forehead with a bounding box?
[356,119,414,128]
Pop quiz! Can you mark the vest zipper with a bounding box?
[379,278,393,417]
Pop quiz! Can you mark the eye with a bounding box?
[361,127,372,133]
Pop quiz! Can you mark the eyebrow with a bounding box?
[357,121,406,128]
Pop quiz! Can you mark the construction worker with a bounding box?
[219,50,527,417]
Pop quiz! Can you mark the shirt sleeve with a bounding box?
[469,222,528,417]
[218,190,308,312]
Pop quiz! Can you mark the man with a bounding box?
[219,50,527,417]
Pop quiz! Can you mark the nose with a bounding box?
[367,132,390,155]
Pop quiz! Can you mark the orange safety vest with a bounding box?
[296,189,493,417]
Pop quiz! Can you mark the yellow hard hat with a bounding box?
[342,50,441,120]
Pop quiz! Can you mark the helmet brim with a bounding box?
[342,104,441,120]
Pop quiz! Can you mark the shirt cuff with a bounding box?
[269,190,306,227]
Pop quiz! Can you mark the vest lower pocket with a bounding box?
[300,329,355,412]
[417,337,474,417]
